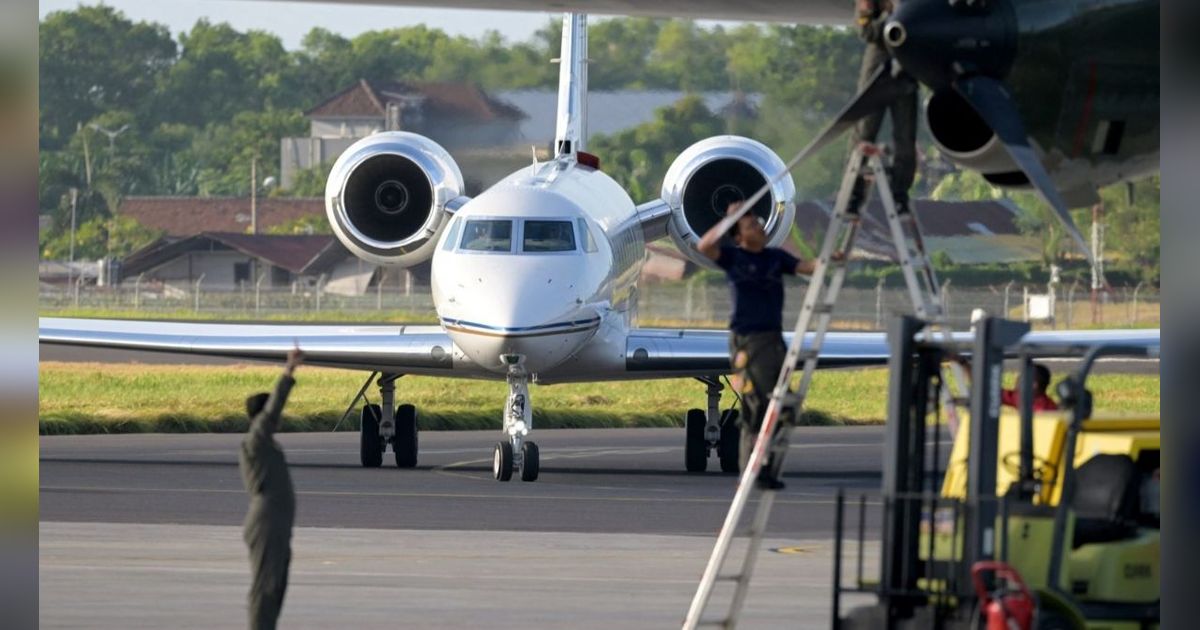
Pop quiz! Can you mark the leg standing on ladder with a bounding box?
[849,0,918,213]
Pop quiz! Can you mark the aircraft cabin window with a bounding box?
[577,218,598,253]
[461,219,513,252]
[522,220,577,253]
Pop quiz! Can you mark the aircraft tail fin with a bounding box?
[553,13,587,158]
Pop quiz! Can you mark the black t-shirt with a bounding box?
[715,245,800,334]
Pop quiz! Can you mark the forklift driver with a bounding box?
[957,358,1059,412]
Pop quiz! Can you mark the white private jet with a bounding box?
[40,13,1159,482]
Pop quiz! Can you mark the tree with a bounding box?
[1084,177,1160,283]
[278,162,332,198]
[590,95,725,201]
[192,109,306,196]
[39,5,176,149]
[265,215,331,235]
[162,20,297,126]
[40,215,164,260]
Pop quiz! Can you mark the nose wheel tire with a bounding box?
[392,403,419,468]
[493,441,514,481]
[685,408,708,472]
[718,409,741,473]
[519,441,540,482]
[360,404,383,468]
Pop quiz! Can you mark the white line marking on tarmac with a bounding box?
[38,562,838,587]
[40,484,876,506]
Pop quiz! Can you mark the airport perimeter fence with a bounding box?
[39,278,1160,330]
[636,279,1161,330]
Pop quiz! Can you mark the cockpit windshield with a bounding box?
[523,220,576,253]
[460,219,513,252]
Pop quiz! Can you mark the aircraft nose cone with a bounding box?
[885,0,1017,89]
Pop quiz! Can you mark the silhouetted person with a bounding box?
[240,347,303,630]
[698,203,828,488]
[849,0,918,214]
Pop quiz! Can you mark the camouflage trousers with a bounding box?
[729,331,789,472]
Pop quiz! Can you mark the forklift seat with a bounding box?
[1071,454,1142,548]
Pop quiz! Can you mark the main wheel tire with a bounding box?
[360,404,383,468]
[493,441,514,481]
[392,403,418,468]
[520,441,540,482]
[685,408,708,472]
[718,409,741,474]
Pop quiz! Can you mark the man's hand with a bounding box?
[698,202,755,261]
[284,345,305,377]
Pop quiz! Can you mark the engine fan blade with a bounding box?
[716,59,914,234]
[953,75,1099,272]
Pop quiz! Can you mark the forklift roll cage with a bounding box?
[832,315,1158,629]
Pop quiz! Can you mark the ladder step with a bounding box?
[811,303,834,315]
[796,349,819,362]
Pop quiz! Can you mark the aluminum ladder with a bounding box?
[682,142,968,629]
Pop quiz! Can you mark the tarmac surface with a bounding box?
[37,345,1155,627]
[41,428,895,628]
[41,427,894,535]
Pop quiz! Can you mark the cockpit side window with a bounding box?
[576,218,598,253]
[441,216,462,251]
[460,219,513,252]
[522,220,576,252]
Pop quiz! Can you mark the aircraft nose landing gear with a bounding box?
[494,361,539,482]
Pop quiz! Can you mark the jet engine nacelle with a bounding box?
[325,131,466,267]
[926,90,1031,189]
[659,136,796,268]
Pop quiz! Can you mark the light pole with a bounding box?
[88,123,130,153]
[249,155,278,236]
[67,187,78,290]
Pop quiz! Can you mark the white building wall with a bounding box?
[310,117,383,138]
[323,258,377,296]
[149,252,257,291]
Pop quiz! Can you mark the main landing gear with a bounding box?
[685,377,740,474]
[360,373,419,469]
[493,360,539,482]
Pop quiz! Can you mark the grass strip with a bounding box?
[38,363,1158,435]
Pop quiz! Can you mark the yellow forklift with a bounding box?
[832,316,1159,629]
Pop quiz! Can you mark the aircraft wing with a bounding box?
[38,317,462,375]
[291,0,850,23]
[622,327,1160,379]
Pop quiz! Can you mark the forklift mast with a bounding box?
[878,316,1028,610]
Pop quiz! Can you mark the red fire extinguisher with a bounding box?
[971,561,1035,630]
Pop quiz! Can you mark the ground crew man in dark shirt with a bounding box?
[240,347,303,630]
[849,0,918,214]
[697,203,825,487]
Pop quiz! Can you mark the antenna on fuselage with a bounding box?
[553,13,587,160]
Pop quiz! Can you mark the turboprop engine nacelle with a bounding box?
[926,90,1031,190]
[325,131,466,267]
[659,136,796,269]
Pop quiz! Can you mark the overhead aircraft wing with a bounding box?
[622,326,1160,379]
[38,317,462,375]
[288,0,850,23]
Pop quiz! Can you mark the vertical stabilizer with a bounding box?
[554,13,588,158]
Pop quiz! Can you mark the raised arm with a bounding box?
[252,348,304,438]
[697,218,731,262]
